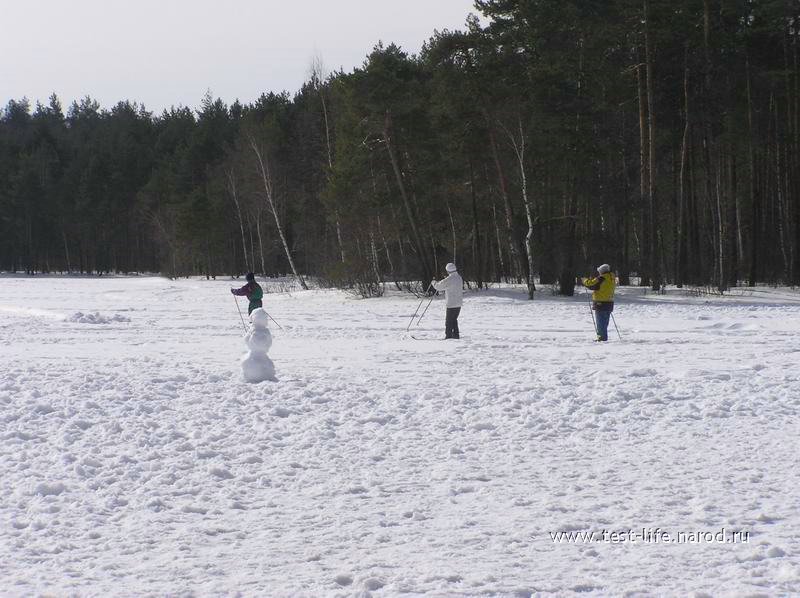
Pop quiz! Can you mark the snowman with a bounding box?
[241,308,276,382]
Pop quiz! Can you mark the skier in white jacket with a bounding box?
[433,262,463,339]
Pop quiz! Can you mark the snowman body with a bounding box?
[241,308,276,382]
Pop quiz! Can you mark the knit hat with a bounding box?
[246,272,255,281]
[597,264,611,274]
[445,263,457,273]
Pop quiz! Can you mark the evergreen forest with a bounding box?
[2,0,799,296]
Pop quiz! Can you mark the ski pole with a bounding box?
[582,279,597,338]
[406,282,433,331]
[416,292,436,326]
[233,295,248,333]
[406,296,426,331]
[265,311,284,331]
[610,312,622,340]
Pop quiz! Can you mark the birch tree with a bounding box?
[249,135,309,290]
[500,114,536,299]
[309,54,345,263]
[226,168,250,272]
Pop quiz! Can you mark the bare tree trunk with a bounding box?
[446,199,457,262]
[255,211,267,280]
[636,62,650,286]
[25,211,33,274]
[246,212,256,273]
[369,226,381,284]
[786,15,800,283]
[772,93,791,278]
[429,227,438,275]
[149,209,177,279]
[485,114,523,280]
[715,152,726,292]
[731,150,743,286]
[469,158,484,289]
[492,200,504,281]
[746,54,759,286]
[62,230,72,274]
[377,214,394,275]
[793,12,800,283]
[249,136,309,290]
[644,0,660,290]
[382,110,432,284]
[501,115,536,299]
[310,56,345,264]
[619,106,632,285]
[226,168,250,272]
[389,206,407,277]
[781,23,794,281]
[677,45,690,288]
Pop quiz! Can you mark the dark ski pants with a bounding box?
[445,307,461,339]
[248,300,263,315]
[595,310,610,341]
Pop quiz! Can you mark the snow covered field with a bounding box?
[2,276,799,597]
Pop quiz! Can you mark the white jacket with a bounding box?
[433,272,463,308]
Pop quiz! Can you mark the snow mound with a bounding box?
[701,321,760,331]
[68,312,131,324]
[32,481,66,496]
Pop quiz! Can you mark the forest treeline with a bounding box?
[2,0,799,296]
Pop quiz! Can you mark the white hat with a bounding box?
[445,263,457,273]
[597,264,611,274]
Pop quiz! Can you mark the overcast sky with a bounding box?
[1,0,478,114]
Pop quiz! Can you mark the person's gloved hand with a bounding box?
[230,288,235,294]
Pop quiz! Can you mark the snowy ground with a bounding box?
[1,275,799,597]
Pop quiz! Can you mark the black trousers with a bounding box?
[445,307,461,339]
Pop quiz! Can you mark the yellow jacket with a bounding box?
[583,272,616,310]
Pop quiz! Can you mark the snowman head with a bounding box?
[250,308,270,330]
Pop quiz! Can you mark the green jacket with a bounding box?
[233,281,264,313]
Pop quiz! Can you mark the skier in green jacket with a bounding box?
[231,272,264,315]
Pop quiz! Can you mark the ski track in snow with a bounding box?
[1,277,800,596]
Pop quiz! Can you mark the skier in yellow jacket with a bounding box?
[582,264,616,341]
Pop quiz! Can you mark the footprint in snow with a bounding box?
[33,482,66,496]
[628,368,657,377]
[209,466,234,480]
[363,578,385,591]
[181,504,208,515]
[334,574,353,586]
[272,406,291,418]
